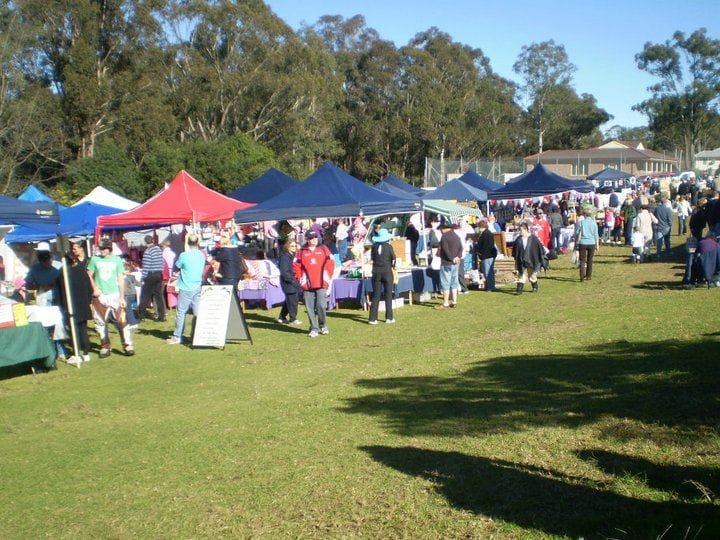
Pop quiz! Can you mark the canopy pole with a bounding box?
[57,235,81,365]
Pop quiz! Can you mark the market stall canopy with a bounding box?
[456,170,504,192]
[19,185,66,209]
[227,168,299,203]
[98,170,253,230]
[375,181,484,218]
[381,174,425,196]
[422,179,488,202]
[422,199,484,219]
[375,180,423,198]
[491,163,593,199]
[234,162,422,223]
[6,202,124,243]
[586,167,634,181]
[73,186,139,210]
[0,195,58,225]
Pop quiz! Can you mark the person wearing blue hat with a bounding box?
[368,228,396,325]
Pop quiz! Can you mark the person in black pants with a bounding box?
[368,229,396,324]
[277,239,302,325]
[138,235,166,322]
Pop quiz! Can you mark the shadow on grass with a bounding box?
[362,446,719,538]
[631,280,683,290]
[574,449,720,501]
[342,338,720,441]
[243,312,308,334]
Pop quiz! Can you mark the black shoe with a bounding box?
[516,283,524,295]
[531,282,538,293]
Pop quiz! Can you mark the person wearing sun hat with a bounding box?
[25,241,69,360]
[25,242,60,307]
[368,228,396,325]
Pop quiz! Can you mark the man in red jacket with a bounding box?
[293,230,335,337]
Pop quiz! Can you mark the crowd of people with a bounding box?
[7,173,720,363]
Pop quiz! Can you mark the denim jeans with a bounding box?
[303,289,328,332]
[678,216,688,235]
[480,257,496,290]
[337,239,349,262]
[551,228,562,251]
[439,264,459,292]
[174,287,201,341]
[656,228,672,257]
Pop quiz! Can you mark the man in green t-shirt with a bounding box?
[87,239,134,358]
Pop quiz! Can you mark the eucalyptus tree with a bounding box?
[0,5,69,194]
[398,28,521,178]
[15,0,168,159]
[513,40,576,152]
[634,28,720,168]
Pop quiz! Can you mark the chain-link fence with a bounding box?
[424,157,525,187]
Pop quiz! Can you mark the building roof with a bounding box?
[695,148,720,159]
[525,145,675,162]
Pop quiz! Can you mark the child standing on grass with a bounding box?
[612,212,624,245]
[631,226,645,264]
[123,262,140,329]
[603,208,614,243]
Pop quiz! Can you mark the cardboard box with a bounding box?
[0,304,16,329]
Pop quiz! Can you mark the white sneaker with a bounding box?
[320,327,329,335]
[308,330,319,338]
[290,319,303,325]
[66,356,82,366]
[166,336,181,345]
[386,319,396,324]
[368,320,378,325]
[277,317,288,324]
[82,354,91,363]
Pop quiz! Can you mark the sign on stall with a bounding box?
[192,285,252,348]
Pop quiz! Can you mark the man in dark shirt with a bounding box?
[706,191,720,236]
[138,235,166,322]
[653,196,674,259]
[434,218,463,310]
[474,219,497,291]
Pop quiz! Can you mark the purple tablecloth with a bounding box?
[328,278,363,310]
[328,272,425,310]
[237,284,286,310]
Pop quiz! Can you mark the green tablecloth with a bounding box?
[0,322,56,369]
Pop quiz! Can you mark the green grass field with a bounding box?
[1,241,719,539]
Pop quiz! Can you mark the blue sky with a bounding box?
[265,0,719,130]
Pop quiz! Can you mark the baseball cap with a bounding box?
[35,241,51,251]
[305,230,318,239]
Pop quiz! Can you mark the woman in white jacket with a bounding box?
[635,205,658,257]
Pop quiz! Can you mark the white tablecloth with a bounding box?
[25,305,67,340]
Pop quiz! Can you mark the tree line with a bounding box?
[1,1,718,203]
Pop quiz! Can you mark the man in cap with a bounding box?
[434,217,463,310]
[25,241,68,360]
[87,239,134,358]
[25,241,60,307]
[293,230,335,337]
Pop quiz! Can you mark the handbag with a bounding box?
[392,267,399,284]
[430,249,442,270]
